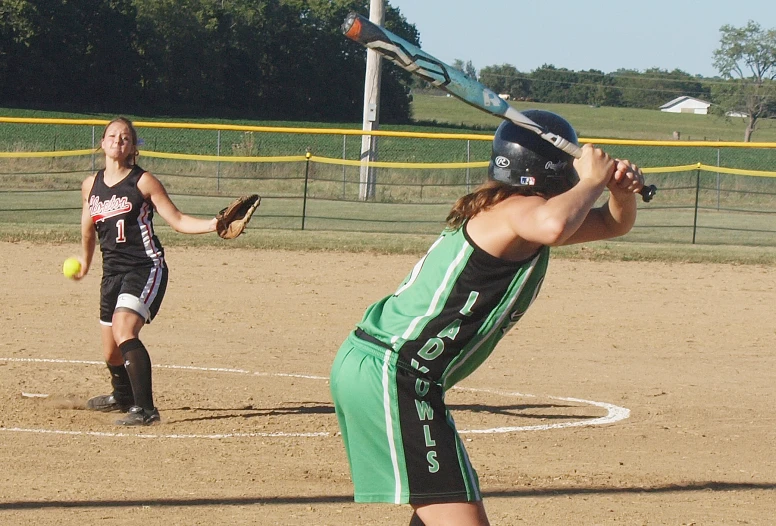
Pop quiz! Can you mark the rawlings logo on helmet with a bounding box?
[545,160,567,172]
[494,156,510,168]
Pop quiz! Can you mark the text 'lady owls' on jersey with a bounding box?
[357,223,548,390]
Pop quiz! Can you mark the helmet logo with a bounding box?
[545,160,567,172]
[519,176,536,185]
[494,156,510,168]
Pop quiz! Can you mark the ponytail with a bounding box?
[446,180,527,229]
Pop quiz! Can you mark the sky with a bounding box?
[387,0,776,78]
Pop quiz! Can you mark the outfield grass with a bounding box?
[4,97,776,143]
[3,101,775,172]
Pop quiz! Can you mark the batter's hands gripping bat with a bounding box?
[342,12,657,203]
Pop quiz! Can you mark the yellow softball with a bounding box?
[62,257,81,279]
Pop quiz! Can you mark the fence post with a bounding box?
[342,135,347,198]
[692,167,701,244]
[216,130,221,193]
[302,149,311,230]
[466,140,471,193]
[91,126,96,172]
[716,148,720,210]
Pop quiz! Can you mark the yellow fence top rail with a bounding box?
[0,117,493,141]
[2,148,775,177]
[4,117,776,148]
[584,137,776,148]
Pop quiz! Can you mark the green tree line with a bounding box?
[0,0,416,122]
[475,64,713,109]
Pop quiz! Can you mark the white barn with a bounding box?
[659,96,711,114]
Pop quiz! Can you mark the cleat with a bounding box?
[87,394,133,412]
[116,406,160,426]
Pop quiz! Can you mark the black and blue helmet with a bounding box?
[488,110,580,197]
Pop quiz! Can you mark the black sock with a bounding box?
[409,512,425,526]
[107,363,133,403]
[119,338,155,411]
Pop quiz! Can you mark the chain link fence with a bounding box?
[1,118,776,246]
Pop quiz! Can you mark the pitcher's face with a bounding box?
[101,122,135,163]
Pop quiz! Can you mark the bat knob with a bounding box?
[640,184,657,203]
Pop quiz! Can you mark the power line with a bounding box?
[474,71,715,97]
[509,75,710,96]
[478,68,736,88]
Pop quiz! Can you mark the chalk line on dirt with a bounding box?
[1,357,630,439]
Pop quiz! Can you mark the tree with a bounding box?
[577,69,621,107]
[611,68,709,110]
[0,0,140,112]
[712,20,776,141]
[529,64,578,103]
[452,59,476,79]
[479,64,530,100]
[0,0,417,121]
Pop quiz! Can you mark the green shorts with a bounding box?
[330,331,481,505]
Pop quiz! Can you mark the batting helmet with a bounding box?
[488,110,580,197]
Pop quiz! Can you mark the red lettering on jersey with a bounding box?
[89,195,133,223]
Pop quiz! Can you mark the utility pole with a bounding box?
[358,0,384,201]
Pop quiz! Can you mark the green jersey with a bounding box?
[357,223,549,390]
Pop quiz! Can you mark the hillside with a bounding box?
[409,93,776,142]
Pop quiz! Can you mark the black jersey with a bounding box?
[88,165,165,274]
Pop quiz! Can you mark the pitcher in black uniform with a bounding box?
[71,117,219,426]
[330,111,647,526]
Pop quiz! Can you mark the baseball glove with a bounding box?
[216,194,261,239]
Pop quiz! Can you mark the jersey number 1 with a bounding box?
[115,219,126,243]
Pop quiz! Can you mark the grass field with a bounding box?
[3,98,775,171]
[5,94,776,142]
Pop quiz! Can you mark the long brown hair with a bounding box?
[446,180,530,229]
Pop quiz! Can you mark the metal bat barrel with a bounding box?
[343,13,514,118]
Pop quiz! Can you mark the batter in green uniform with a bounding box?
[330,110,647,526]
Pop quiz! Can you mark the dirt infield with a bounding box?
[1,241,774,525]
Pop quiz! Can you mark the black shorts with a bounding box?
[100,265,169,325]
